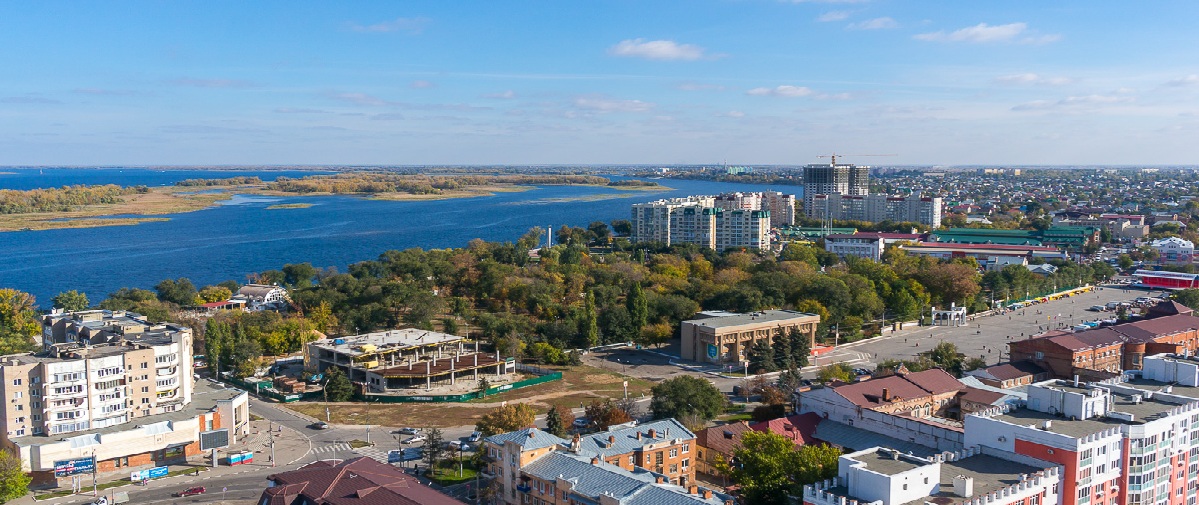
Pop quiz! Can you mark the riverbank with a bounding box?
[0,179,668,232]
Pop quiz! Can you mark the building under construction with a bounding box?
[305,329,515,393]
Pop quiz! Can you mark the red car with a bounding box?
[174,486,206,497]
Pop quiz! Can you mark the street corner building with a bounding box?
[679,309,820,364]
[0,309,249,489]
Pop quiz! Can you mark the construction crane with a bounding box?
[816,153,896,165]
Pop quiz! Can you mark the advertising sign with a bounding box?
[706,344,718,359]
[199,429,230,450]
[54,457,94,477]
[130,466,169,481]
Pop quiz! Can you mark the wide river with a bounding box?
[0,168,801,305]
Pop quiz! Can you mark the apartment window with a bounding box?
[682,443,689,453]
[12,391,22,399]
[670,448,678,458]
[141,398,150,404]
[629,455,634,466]
[15,405,22,411]
[32,414,40,421]
[141,362,148,369]
[30,402,39,409]
[681,459,689,469]
[141,386,149,393]
[11,379,21,386]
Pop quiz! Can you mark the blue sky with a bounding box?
[3,1,1198,166]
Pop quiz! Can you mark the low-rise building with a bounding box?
[680,310,820,364]
[1150,237,1195,264]
[259,456,462,505]
[482,421,727,505]
[802,446,1061,505]
[1008,309,1199,378]
[233,284,290,311]
[964,361,1050,389]
[3,380,247,489]
[694,421,754,477]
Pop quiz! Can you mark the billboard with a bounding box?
[199,429,230,450]
[54,457,95,477]
[130,466,168,481]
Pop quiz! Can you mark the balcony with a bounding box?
[45,398,86,411]
[156,367,178,377]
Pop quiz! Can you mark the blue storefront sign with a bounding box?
[54,457,95,477]
[707,344,718,359]
[131,466,169,482]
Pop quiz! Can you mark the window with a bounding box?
[141,398,150,404]
[670,448,678,458]
[32,414,40,421]
[142,386,149,393]
[12,391,22,399]
[12,379,21,386]
[682,443,690,453]
[629,455,634,465]
[681,459,689,469]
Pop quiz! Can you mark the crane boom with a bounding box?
[816,153,896,165]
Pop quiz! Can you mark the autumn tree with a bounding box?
[198,285,232,303]
[0,289,39,355]
[51,290,89,312]
[816,363,854,384]
[585,399,633,430]
[475,403,536,437]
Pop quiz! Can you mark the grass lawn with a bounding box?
[282,364,654,428]
[426,457,480,486]
[348,439,373,449]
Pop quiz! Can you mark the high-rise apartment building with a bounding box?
[808,193,943,228]
[714,191,795,227]
[803,162,869,212]
[631,195,774,251]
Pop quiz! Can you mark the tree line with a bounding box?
[0,184,146,214]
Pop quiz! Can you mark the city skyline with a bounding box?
[3,1,1198,166]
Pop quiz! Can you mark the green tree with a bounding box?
[580,291,599,349]
[789,327,811,368]
[650,376,726,422]
[198,286,232,303]
[1173,289,1199,311]
[771,327,794,370]
[155,277,199,306]
[476,377,491,398]
[746,339,777,374]
[816,363,854,384]
[963,356,988,372]
[611,219,633,236]
[727,431,798,505]
[51,290,89,311]
[323,366,354,402]
[1118,254,1134,271]
[636,322,673,349]
[0,449,30,503]
[929,341,964,376]
[282,262,318,289]
[0,289,39,355]
[627,282,649,334]
[475,403,536,437]
[545,405,571,438]
[423,427,445,476]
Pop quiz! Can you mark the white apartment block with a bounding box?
[714,191,795,227]
[808,193,943,228]
[0,310,195,438]
[632,195,774,251]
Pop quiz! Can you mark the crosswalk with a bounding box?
[312,443,350,455]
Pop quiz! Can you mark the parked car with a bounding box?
[402,435,427,444]
[1088,305,1106,311]
[396,427,421,435]
[445,441,470,451]
[468,431,482,443]
[310,421,330,430]
[174,487,206,497]
[573,417,590,428]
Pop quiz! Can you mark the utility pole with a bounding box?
[91,450,97,497]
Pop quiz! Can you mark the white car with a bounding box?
[402,435,427,444]
[396,427,421,435]
[468,431,482,443]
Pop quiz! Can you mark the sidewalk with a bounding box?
[19,419,311,505]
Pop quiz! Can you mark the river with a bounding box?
[0,168,801,305]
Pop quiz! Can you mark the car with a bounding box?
[468,431,482,443]
[573,417,590,428]
[445,441,470,451]
[1088,305,1106,311]
[173,486,206,497]
[396,427,421,435]
[402,435,427,444]
[310,421,330,430]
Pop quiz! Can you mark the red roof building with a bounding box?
[258,457,463,505]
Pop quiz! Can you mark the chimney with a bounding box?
[702,489,713,499]
[1041,420,1052,431]
[655,476,665,484]
[608,435,615,445]
[952,475,975,497]
[1073,374,1080,387]
[591,457,600,465]
[648,428,657,438]
[882,388,891,402]
[571,433,582,453]
[688,485,699,495]
[636,431,642,440]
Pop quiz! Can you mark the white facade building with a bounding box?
[808,193,943,228]
[1150,237,1194,264]
[631,196,773,251]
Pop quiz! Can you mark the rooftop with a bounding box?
[905,454,1042,505]
[484,427,567,452]
[683,309,819,329]
[811,420,939,458]
[260,456,461,505]
[309,328,464,357]
[522,451,728,505]
[575,419,695,458]
[846,448,924,475]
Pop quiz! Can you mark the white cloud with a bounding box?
[1166,75,1199,87]
[347,17,429,34]
[1012,94,1132,111]
[817,11,851,22]
[994,73,1073,86]
[848,17,897,30]
[747,85,815,97]
[914,22,1058,44]
[608,39,708,61]
[410,80,435,89]
[573,96,654,112]
[484,90,517,99]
